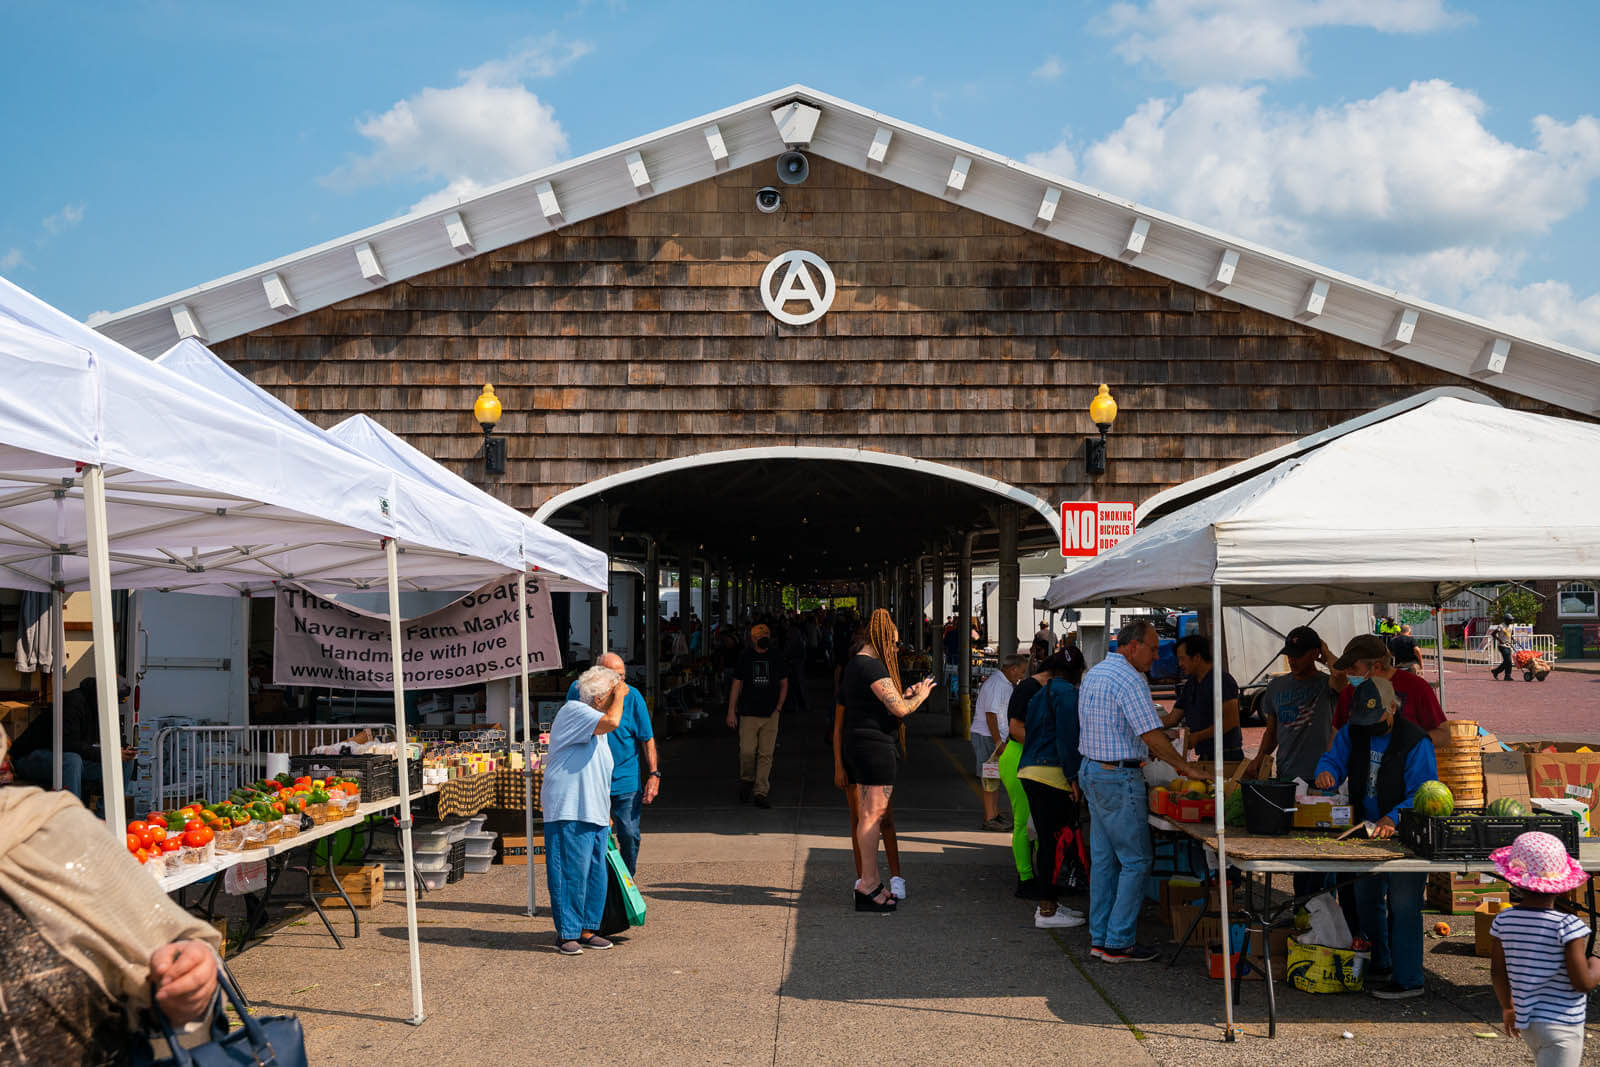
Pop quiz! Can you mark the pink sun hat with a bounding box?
[1490,832,1589,895]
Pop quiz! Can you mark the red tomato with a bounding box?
[148,825,168,845]
[136,848,149,864]
[159,838,182,853]
[146,812,168,828]
[184,825,214,847]
[183,819,203,832]
[126,832,142,853]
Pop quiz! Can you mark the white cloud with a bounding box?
[325,35,588,214]
[0,248,24,271]
[85,309,113,325]
[1032,55,1065,82]
[41,202,85,235]
[1097,0,1467,84]
[1041,79,1600,350]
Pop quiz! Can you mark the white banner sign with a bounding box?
[273,577,559,691]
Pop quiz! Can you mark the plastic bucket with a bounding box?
[1242,780,1297,836]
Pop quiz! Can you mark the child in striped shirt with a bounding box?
[1489,832,1600,1066]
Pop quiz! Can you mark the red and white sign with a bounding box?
[1060,501,1136,557]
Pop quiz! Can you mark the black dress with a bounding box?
[840,654,900,787]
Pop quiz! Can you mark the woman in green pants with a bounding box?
[997,729,1033,891]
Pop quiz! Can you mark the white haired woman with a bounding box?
[545,664,628,955]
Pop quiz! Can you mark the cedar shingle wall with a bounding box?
[213,156,1565,520]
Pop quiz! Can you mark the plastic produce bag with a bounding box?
[225,860,268,895]
[1302,891,1352,949]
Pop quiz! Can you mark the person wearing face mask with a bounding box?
[1330,634,1448,749]
[1314,676,1437,1000]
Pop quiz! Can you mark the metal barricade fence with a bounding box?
[1465,634,1556,668]
[150,723,397,811]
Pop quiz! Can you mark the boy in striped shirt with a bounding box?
[1489,831,1600,1065]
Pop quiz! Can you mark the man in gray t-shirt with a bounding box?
[1245,626,1343,783]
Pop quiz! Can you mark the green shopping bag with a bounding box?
[608,837,647,927]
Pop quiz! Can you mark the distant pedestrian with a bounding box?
[839,609,935,912]
[1390,624,1422,673]
[1490,832,1599,1064]
[972,655,1025,831]
[727,624,788,808]
[1490,614,1518,681]
[545,665,627,955]
[833,629,906,902]
[1021,652,1087,929]
[1078,619,1205,964]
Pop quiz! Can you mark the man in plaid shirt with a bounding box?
[1079,619,1204,964]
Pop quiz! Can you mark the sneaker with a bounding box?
[1089,945,1107,960]
[1370,982,1424,1000]
[1367,965,1394,982]
[753,793,772,809]
[739,782,753,804]
[889,876,907,900]
[578,934,614,950]
[981,817,1008,831]
[556,940,584,956]
[1099,944,1160,963]
[1034,907,1085,929]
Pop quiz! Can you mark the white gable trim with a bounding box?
[90,84,1600,417]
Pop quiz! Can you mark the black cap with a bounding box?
[1347,677,1396,726]
[1280,626,1321,658]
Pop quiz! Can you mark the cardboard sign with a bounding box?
[1060,500,1135,557]
[273,577,559,691]
[1525,745,1600,815]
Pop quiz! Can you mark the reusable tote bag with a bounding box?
[608,837,647,927]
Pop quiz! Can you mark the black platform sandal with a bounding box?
[854,884,898,913]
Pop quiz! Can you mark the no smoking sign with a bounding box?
[1060,501,1135,557]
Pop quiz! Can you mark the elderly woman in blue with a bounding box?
[544,663,626,955]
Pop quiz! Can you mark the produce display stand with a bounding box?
[1159,819,1600,1037]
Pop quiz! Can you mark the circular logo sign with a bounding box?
[759,250,836,326]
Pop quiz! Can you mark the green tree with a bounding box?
[1488,586,1541,626]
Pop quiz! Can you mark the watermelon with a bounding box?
[1485,796,1528,817]
[1413,780,1455,817]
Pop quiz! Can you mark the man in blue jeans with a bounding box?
[1078,620,1206,963]
[567,652,658,874]
[8,676,133,807]
[1315,676,1436,999]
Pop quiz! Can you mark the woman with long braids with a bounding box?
[839,609,936,912]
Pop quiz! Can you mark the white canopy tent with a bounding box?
[0,277,532,1026]
[154,337,609,919]
[1043,394,1600,1039]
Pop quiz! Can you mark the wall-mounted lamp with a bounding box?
[1084,384,1118,476]
[474,384,506,476]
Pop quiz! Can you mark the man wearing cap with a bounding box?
[1244,626,1341,786]
[726,624,788,808]
[1331,634,1448,748]
[1314,676,1436,999]
[1489,614,1518,681]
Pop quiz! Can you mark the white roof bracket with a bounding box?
[1385,308,1420,349]
[354,242,385,284]
[771,100,821,148]
[946,155,971,195]
[624,152,652,195]
[1298,279,1330,320]
[704,124,729,170]
[1035,188,1061,229]
[534,182,563,224]
[866,126,892,169]
[1471,337,1510,378]
[1211,249,1239,290]
[261,272,296,315]
[171,303,205,341]
[443,212,473,255]
[1123,217,1150,257]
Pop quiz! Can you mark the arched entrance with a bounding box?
[537,446,1062,727]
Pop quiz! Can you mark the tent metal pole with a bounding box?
[82,465,126,830]
[1433,598,1447,712]
[1103,598,1112,663]
[385,538,426,1027]
[1212,580,1236,1041]
[518,570,538,919]
[50,552,64,791]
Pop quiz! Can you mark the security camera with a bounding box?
[755,186,782,214]
[777,150,809,185]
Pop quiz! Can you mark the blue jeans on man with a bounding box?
[12,749,101,803]
[544,819,610,942]
[1353,872,1426,989]
[1079,761,1153,950]
[611,789,643,874]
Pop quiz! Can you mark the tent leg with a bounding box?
[385,539,425,1027]
[82,466,126,829]
[519,571,537,919]
[1433,599,1447,712]
[50,554,64,792]
[1212,581,1236,1041]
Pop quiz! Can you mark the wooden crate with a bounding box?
[312,864,383,909]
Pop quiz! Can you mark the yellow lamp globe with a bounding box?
[1089,384,1118,431]
[474,384,502,431]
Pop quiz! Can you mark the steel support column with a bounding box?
[997,505,1019,661]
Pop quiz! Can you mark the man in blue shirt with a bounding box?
[1315,676,1437,1000]
[567,651,659,874]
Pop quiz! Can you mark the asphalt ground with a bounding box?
[220,668,1600,1065]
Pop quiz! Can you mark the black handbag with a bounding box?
[136,967,307,1067]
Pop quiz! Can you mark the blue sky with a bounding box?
[3,0,1597,350]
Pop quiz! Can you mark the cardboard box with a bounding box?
[1160,877,1208,925]
[1525,744,1600,814]
[1428,871,1512,914]
[1293,800,1353,829]
[1241,925,1292,981]
[1474,898,1511,958]
[1483,751,1533,808]
[1169,901,1221,947]
[500,833,544,866]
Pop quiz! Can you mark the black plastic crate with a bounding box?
[1398,809,1481,859]
[1477,813,1580,853]
[446,839,466,884]
[288,754,422,803]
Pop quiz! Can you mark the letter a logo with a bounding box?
[760,250,836,326]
